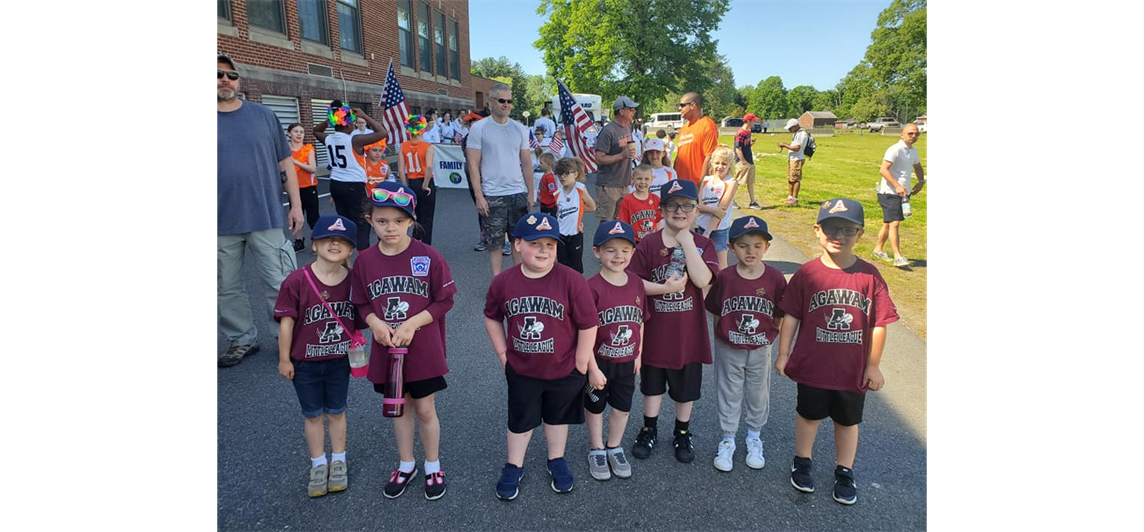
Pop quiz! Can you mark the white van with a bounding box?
[550,93,605,123]
[648,112,683,130]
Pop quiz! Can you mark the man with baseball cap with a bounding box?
[735,113,762,209]
[217,51,305,368]
[778,118,809,205]
[593,96,641,222]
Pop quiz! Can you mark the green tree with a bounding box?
[834,0,926,122]
[699,54,738,121]
[785,85,818,118]
[535,0,730,114]
[735,85,754,112]
[748,76,787,121]
[471,56,531,119]
[523,74,556,122]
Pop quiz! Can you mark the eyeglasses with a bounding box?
[217,70,240,81]
[372,187,416,207]
[818,225,860,237]
[494,98,513,105]
[662,202,697,213]
[677,102,694,109]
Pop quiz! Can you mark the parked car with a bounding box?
[722,117,743,128]
[867,117,900,132]
[751,123,762,133]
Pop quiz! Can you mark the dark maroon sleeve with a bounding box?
[273,271,301,322]
[771,268,788,320]
[349,263,374,321]
[699,237,720,279]
[484,273,505,321]
[870,270,900,327]
[704,268,727,315]
[569,273,599,330]
[638,275,651,322]
[424,248,457,321]
[777,268,805,319]
[627,238,651,280]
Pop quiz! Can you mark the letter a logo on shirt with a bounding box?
[328,218,348,232]
[609,222,625,235]
[828,200,848,214]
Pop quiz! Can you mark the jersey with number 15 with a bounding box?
[325,131,366,183]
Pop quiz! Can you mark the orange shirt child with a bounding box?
[400,140,432,181]
[291,144,316,188]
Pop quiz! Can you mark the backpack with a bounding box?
[803,131,817,159]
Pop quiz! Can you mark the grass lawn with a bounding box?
[717,130,928,339]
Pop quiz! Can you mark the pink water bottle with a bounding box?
[382,347,407,418]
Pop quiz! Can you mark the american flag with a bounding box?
[529,129,540,149]
[453,129,463,144]
[379,59,410,144]
[556,79,597,172]
[548,135,564,155]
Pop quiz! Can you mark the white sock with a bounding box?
[399,460,416,473]
[424,460,440,475]
[747,429,761,441]
[332,452,346,464]
[311,455,328,468]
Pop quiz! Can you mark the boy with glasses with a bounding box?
[627,179,719,464]
[774,198,900,505]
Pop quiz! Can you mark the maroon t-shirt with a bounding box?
[778,257,899,394]
[704,265,787,350]
[484,263,598,380]
[274,264,360,362]
[588,272,650,363]
[627,230,720,369]
[350,240,457,384]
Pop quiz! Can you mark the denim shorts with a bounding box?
[292,357,351,418]
[698,227,730,252]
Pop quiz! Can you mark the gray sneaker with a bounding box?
[328,461,348,492]
[502,240,512,256]
[218,343,259,368]
[607,447,632,479]
[588,450,611,481]
[308,464,329,497]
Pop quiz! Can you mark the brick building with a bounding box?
[218,0,476,167]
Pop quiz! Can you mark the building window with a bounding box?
[398,0,414,67]
[337,0,361,53]
[417,2,431,72]
[218,0,231,21]
[298,0,328,44]
[435,11,447,77]
[449,19,459,80]
[248,0,286,34]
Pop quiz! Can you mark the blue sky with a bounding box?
[470,0,890,92]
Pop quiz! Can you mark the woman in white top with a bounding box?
[313,100,388,250]
[437,110,456,143]
[421,108,442,143]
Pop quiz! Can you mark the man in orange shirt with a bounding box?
[672,93,718,187]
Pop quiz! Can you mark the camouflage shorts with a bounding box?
[484,193,529,248]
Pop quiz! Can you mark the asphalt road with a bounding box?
[219,175,927,531]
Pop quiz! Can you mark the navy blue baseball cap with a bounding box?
[729,215,773,241]
[659,179,698,202]
[311,215,357,247]
[593,220,637,247]
[816,198,865,227]
[370,181,418,220]
[513,213,560,242]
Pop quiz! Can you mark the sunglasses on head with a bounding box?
[217,70,240,80]
[495,97,513,105]
[372,187,416,208]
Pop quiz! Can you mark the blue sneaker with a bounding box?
[547,457,574,493]
[496,463,524,500]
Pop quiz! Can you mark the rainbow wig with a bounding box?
[328,105,356,127]
[404,114,428,135]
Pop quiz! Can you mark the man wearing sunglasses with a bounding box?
[466,83,536,275]
[672,93,718,187]
[217,52,305,368]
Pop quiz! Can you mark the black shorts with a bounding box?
[505,363,587,433]
[877,193,905,223]
[584,359,636,414]
[795,383,865,426]
[640,362,703,403]
[372,376,448,400]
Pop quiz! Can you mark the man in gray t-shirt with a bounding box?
[593,96,640,221]
[217,52,303,368]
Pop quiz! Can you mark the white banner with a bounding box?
[432,144,468,189]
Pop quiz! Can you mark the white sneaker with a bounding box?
[713,439,735,472]
[893,256,909,267]
[745,437,765,469]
